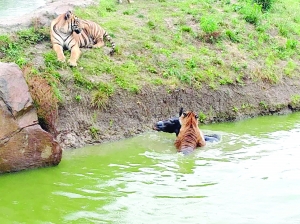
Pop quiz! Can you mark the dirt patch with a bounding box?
[55,77,300,149]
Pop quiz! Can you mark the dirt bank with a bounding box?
[55,77,300,149]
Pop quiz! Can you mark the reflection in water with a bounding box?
[0,113,300,224]
[0,0,45,20]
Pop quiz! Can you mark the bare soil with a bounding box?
[55,77,300,149]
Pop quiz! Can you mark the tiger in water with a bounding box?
[50,11,115,67]
[175,109,206,155]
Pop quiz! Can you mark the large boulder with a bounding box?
[0,62,62,174]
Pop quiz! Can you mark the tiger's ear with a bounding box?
[64,11,72,20]
[195,114,199,119]
[179,107,183,117]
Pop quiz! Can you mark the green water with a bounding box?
[1,113,300,224]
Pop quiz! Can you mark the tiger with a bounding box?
[174,109,206,155]
[50,11,115,67]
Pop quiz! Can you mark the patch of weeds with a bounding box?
[259,101,268,109]
[240,2,262,25]
[286,39,298,50]
[181,25,192,33]
[254,0,274,11]
[91,82,114,109]
[185,58,197,69]
[147,21,156,29]
[198,111,207,123]
[173,32,183,45]
[146,66,157,73]
[219,77,233,85]
[284,60,296,76]
[43,51,65,69]
[232,106,239,113]
[97,0,117,16]
[91,90,109,109]
[290,95,300,108]
[225,29,240,43]
[241,103,251,110]
[90,126,99,139]
[236,73,245,85]
[199,15,221,43]
[75,95,82,102]
[123,8,137,15]
[278,23,288,37]
[17,27,49,45]
[151,78,163,85]
[73,69,95,90]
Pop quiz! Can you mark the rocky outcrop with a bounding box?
[0,62,62,174]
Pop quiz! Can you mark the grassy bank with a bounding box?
[0,0,300,132]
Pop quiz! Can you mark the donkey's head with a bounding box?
[153,108,183,136]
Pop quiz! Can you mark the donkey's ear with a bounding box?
[179,107,183,117]
[64,11,72,20]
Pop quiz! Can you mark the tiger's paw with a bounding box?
[57,56,66,63]
[68,59,77,67]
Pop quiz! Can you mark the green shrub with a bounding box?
[241,3,262,25]
[200,16,219,34]
[254,0,274,11]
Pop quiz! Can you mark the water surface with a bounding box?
[0,0,46,20]
[1,112,300,223]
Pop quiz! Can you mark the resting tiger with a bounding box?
[50,11,115,67]
[175,110,206,155]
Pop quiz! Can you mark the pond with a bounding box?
[0,0,46,20]
[1,112,300,223]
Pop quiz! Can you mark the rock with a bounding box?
[0,62,62,174]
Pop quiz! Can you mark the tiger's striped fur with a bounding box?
[119,0,134,3]
[50,11,115,67]
[175,110,206,154]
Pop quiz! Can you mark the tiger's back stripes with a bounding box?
[175,110,206,154]
[74,19,115,55]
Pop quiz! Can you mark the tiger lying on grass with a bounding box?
[50,11,115,67]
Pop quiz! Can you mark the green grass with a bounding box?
[0,0,300,109]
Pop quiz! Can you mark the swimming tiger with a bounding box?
[50,11,115,67]
[174,109,206,154]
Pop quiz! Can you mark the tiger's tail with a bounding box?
[103,31,115,56]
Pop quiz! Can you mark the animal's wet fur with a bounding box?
[175,110,206,154]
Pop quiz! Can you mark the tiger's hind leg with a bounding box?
[53,44,66,62]
[92,39,105,48]
[68,44,81,67]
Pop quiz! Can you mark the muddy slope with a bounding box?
[56,77,300,149]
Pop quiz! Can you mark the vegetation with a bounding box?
[1,0,300,131]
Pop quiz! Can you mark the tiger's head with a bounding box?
[64,11,82,34]
[179,110,199,128]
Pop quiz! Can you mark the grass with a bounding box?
[1,0,300,128]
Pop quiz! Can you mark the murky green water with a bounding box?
[0,0,45,20]
[1,112,300,224]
